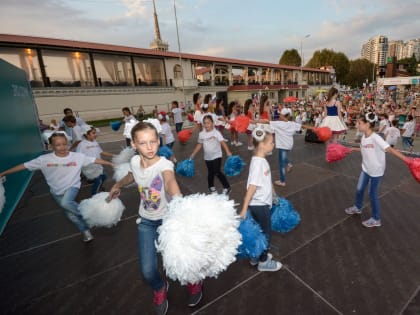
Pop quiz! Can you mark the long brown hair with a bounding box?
[259,95,269,114]
[326,87,338,102]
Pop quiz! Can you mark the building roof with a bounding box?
[0,33,329,73]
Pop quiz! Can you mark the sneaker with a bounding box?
[153,281,169,315]
[223,138,229,142]
[222,187,231,195]
[230,141,235,145]
[257,258,282,272]
[187,282,203,307]
[274,180,286,187]
[286,163,293,173]
[344,205,362,215]
[82,230,94,242]
[209,187,217,195]
[235,141,243,146]
[247,145,255,151]
[362,217,381,228]
[250,253,272,266]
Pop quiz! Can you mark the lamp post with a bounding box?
[173,0,186,105]
[300,34,310,98]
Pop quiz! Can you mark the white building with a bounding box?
[361,35,388,66]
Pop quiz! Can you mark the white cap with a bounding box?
[81,124,94,134]
[281,108,289,116]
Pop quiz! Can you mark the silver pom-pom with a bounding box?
[81,164,103,180]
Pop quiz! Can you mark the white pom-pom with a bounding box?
[156,194,241,285]
[0,177,5,213]
[113,162,131,181]
[78,192,125,228]
[143,118,162,133]
[81,164,103,180]
[112,147,135,165]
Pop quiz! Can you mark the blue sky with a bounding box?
[1,0,419,64]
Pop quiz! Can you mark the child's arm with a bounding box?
[239,184,257,218]
[0,164,27,178]
[162,170,182,197]
[100,151,114,158]
[221,141,232,156]
[108,172,135,199]
[161,134,166,146]
[94,158,114,167]
[189,143,203,159]
[69,140,81,151]
[386,146,408,162]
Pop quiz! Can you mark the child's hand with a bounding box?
[107,187,120,202]
[239,210,247,219]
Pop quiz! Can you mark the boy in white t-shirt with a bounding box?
[239,126,282,272]
[0,133,113,242]
[170,101,184,133]
[384,119,400,147]
[158,112,177,164]
[401,115,415,151]
[62,115,84,151]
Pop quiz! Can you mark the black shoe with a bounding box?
[187,282,203,307]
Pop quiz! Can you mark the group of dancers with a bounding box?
[0,86,413,315]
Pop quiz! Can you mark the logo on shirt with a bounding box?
[362,144,374,149]
[264,169,270,176]
[46,162,77,167]
[138,175,163,210]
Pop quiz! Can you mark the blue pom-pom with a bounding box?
[224,155,246,177]
[110,121,122,131]
[158,145,173,159]
[270,197,301,234]
[176,159,195,177]
[237,213,268,258]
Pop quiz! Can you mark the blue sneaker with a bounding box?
[257,258,282,272]
[362,217,381,228]
[344,205,362,215]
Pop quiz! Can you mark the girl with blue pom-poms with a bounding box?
[239,125,282,272]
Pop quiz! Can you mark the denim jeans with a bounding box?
[354,171,382,220]
[402,136,413,150]
[137,217,165,291]
[278,149,290,182]
[92,174,106,195]
[51,186,89,232]
[175,122,183,133]
[249,205,271,262]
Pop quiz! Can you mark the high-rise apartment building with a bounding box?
[361,35,389,66]
[388,40,404,60]
[403,39,420,60]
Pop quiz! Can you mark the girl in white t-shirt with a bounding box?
[239,126,282,272]
[76,126,114,195]
[122,107,138,147]
[0,133,113,242]
[158,112,177,164]
[109,122,202,314]
[384,119,400,147]
[190,115,232,194]
[344,112,407,228]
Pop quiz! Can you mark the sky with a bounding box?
[1,0,420,64]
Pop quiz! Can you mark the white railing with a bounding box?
[172,78,198,88]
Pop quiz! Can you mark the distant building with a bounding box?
[388,39,420,61]
[361,35,389,66]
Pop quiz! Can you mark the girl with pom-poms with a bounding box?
[319,87,346,143]
[158,111,177,164]
[344,112,407,228]
[76,125,114,196]
[239,125,282,272]
[108,122,203,315]
[0,133,113,242]
[190,115,233,195]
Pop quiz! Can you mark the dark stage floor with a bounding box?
[1,133,419,315]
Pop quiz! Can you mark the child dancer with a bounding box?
[319,87,346,143]
[0,133,113,242]
[344,112,407,227]
[62,115,83,151]
[384,119,400,148]
[76,125,114,195]
[401,115,416,152]
[122,107,138,147]
[239,126,282,272]
[108,122,203,315]
[158,112,177,164]
[190,115,232,194]
[227,101,242,146]
[244,98,256,150]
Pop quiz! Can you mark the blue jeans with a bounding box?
[354,171,382,220]
[249,205,271,262]
[137,217,165,291]
[92,174,106,195]
[402,136,413,150]
[51,186,89,232]
[278,149,290,182]
[175,122,183,133]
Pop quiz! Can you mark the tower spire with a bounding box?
[150,0,169,51]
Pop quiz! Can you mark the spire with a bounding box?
[150,0,169,51]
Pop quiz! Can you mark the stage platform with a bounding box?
[1,130,419,315]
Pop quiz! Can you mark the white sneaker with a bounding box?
[235,141,243,146]
[247,145,255,151]
[83,230,94,242]
[257,258,282,272]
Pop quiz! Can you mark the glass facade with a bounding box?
[93,53,134,86]
[133,57,165,86]
[0,47,43,87]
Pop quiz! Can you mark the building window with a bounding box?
[133,57,165,86]
[93,53,134,87]
[174,64,182,79]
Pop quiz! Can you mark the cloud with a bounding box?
[121,0,149,17]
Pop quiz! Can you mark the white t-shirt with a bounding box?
[198,128,224,161]
[77,139,104,173]
[402,120,415,137]
[378,119,389,133]
[130,155,174,221]
[172,108,183,124]
[24,152,95,195]
[247,156,272,206]
[270,121,301,150]
[384,126,400,146]
[360,133,390,177]
[193,110,202,124]
[160,122,175,144]
[123,117,138,139]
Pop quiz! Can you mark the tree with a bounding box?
[344,58,375,88]
[306,49,350,83]
[279,49,301,67]
[398,55,418,76]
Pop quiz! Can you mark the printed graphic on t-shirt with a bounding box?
[139,174,163,210]
[46,162,77,167]
[264,169,270,176]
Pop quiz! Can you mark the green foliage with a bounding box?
[279,49,302,67]
[344,59,375,88]
[398,55,418,75]
[305,49,349,83]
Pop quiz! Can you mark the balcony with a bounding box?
[171,78,198,89]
